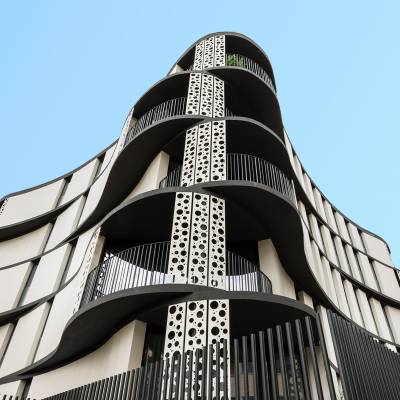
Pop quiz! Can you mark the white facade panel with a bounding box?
[373,261,400,301]
[334,212,351,242]
[0,179,64,227]
[303,174,316,208]
[45,197,86,250]
[312,188,327,221]
[343,281,364,327]
[347,223,364,251]
[333,237,350,274]
[369,298,393,341]
[355,289,378,335]
[64,227,96,280]
[385,305,400,344]
[0,224,52,268]
[22,244,72,305]
[0,303,50,377]
[323,201,338,233]
[34,279,80,361]
[30,320,146,399]
[332,271,350,317]
[125,152,169,200]
[361,232,393,266]
[0,324,14,361]
[59,159,99,206]
[0,262,31,312]
[356,252,378,290]
[258,239,296,299]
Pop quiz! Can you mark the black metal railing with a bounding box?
[80,242,271,307]
[328,311,400,399]
[226,53,276,93]
[159,166,182,189]
[188,53,276,94]
[124,96,235,147]
[226,251,271,293]
[158,154,296,205]
[80,242,172,307]
[42,315,337,400]
[227,153,295,203]
[125,97,187,146]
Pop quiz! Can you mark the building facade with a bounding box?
[0,32,399,399]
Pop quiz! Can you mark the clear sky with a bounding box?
[1,1,399,264]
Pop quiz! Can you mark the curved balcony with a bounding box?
[159,153,296,204]
[80,241,271,308]
[124,96,234,147]
[189,53,276,94]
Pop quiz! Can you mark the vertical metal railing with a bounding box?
[227,153,296,204]
[125,97,188,146]
[42,315,339,400]
[80,243,271,308]
[158,166,182,189]
[80,242,173,307]
[158,154,296,205]
[187,53,276,93]
[226,251,272,293]
[225,53,276,94]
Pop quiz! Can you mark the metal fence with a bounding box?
[124,97,235,148]
[42,315,336,400]
[125,97,188,146]
[80,243,271,308]
[225,54,276,94]
[188,53,276,94]
[159,154,296,205]
[328,310,400,400]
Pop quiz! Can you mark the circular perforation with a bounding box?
[163,302,187,359]
[181,126,198,187]
[213,77,225,117]
[193,40,204,70]
[211,120,226,182]
[208,196,226,289]
[200,74,214,117]
[188,193,209,286]
[185,73,201,115]
[203,36,215,69]
[214,35,226,67]
[168,192,192,283]
[194,122,212,184]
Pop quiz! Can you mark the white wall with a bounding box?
[22,244,72,305]
[59,159,99,206]
[45,197,86,250]
[361,232,393,266]
[258,239,296,299]
[0,303,50,378]
[373,261,400,301]
[0,224,52,268]
[0,179,64,227]
[29,320,147,399]
[0,262,31,312]
[125,151,170,200]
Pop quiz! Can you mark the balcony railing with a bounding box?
[159,165,182,189]
[124,97,235,147]
[125,97,188,145]
[158,153,296,205]
[188,53,276,94]
[226,53,276,93]
[80,242,271,307]
[227,153,295,203]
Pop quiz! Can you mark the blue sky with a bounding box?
[1,1,399,264]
